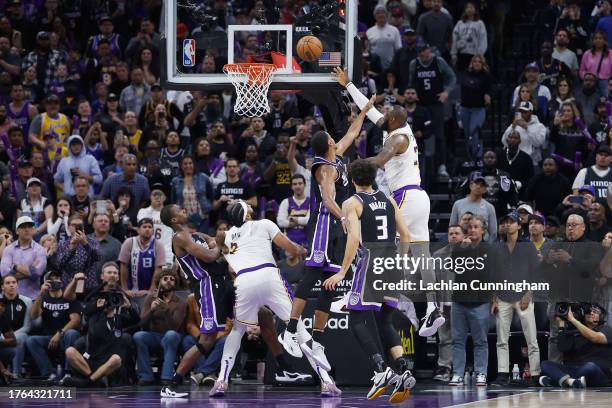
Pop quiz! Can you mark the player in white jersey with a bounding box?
[208,201,341,398]
[332,67,445,337]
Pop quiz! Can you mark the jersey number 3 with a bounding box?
[375,216,388,240]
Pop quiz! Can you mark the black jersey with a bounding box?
[414,57,444,106]
[310,155,350,217]
[355,190,396,243]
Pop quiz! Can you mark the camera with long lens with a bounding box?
[99,289,124,308]
[555,302,585,321]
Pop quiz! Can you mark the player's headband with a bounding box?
[238,200,249,222]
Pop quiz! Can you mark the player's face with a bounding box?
[172,206,187,225]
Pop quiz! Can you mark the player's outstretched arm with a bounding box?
[175,231,221,263]
[323,197,361,291]
[316,165,344,220]
[331,67,385,127]
[367,133,409,168]
[272,232,307,257]
[336,94,376,156]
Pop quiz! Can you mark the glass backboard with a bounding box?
[162,0,357,90]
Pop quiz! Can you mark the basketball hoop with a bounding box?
[223,63,276,118]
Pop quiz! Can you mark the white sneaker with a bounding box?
[475,372,487,386]
[279,330,303,358]
[321,379,342,397]
[437,164,449,178]
[419,307,445,337]
[330,293,350,314]
[275,370,312,384]
[160,385,189,398]
[208,380,228,397]
[448,374,464,386]
[301,341,331,371]
[367,367,398,400]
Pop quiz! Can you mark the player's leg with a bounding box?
[209,321,247,397]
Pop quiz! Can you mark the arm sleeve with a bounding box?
[276,198,290,228]
[346,82,385,124]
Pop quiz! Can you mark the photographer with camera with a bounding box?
[26,271,80,381]
[539,304,612,387]
[62,262,139,387]
[133,269,187,385]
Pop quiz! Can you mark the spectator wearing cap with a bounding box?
[498,129,535,199]
[134,269,186,385]
[529,211,554,262]
[119,67,150,115]
[572,144,612,200]
[491,211,541,385]
[526,157,572,217]
[0,216,46,300]
[14,158,50,203]
[450,172,497,241]
[366,5,402,72]
[459,55,492,162]
[138,82,183,131]
[99,154,151,220]
[574,73,602,126]
[416,0,453,59]
[408,42,456,180]
[511,65,552,123]
[118,218,165,298]
[556,185,597,223]
[54,134,102,199]
[390,28,418,93]
[28,93,71,151]
[56,214,100,291]
[93,92,123,136]
[137,184,173,266]
[517,203,534,239]
[21,31,66,94]
[86,15,123,60]
[26,270,80,381]
[579,30,612,97]
[587,202,611,242]
[450,2,488,72]
[552,29,579,77]
[17,177,53,238]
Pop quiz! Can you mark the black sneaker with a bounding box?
[275,370,312,384]
[539,376,553,387]
[571,376,586,389]
[432,366,451,382]
[492,372,510,386]
[418,307,445,337]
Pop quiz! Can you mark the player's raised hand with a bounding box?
[331,67,350,87]
[323,273,344,291]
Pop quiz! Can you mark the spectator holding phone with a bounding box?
[0,216,46,300]
[26,271,80,381]
[556,185,597,222]
[57,214,100,291]
[47,197,73,242]
[54,135,103,198]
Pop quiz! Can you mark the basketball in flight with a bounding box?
[296,35,323,62]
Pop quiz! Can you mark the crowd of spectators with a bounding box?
[0,0,610,389]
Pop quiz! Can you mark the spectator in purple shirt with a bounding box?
[0,216,47,300]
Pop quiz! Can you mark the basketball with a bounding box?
[296,35,323,61]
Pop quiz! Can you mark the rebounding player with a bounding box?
[324,160,416,403]
[332,67,445,337]
[209,201,341,397]
[279,95,376,368]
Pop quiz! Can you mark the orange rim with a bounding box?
[223,63,276,86]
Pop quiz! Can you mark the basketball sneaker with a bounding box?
[539,376,554,387]
[279,331,303,358]
[275,370,312,384]
[388,370,416,403]
[300,340,331,371]
[367,367,398,400]
[321,379,342,397]
[208,380,228,397]
[160,385,189,398]
[419,307,445,337]
[330,292,350,314]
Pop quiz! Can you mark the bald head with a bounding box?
[384,105,407,132]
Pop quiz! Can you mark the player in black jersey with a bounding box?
[279,95,376,371]
[324,160,415,403]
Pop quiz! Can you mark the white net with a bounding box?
[223,63,276,118]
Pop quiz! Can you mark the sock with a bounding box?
[219,324,247,382]
[371,353,386,373]
[393,356,411,374]
[316,365,332,383]
[172,373,184,386]
[287,318,298,334]
[312,329,324,344]
[275,353,291,372]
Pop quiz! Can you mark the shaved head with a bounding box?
[384,105,407,131]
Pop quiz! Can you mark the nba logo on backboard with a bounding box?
[183,39,195,67]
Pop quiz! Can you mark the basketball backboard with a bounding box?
[161,0,358,91]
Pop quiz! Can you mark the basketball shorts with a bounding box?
[193,273,231,334]
[347,246,399,312]
[233,263,293,325]
[304,213,346,273]
[391,185,430,242]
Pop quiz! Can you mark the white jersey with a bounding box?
[137,206,173,265]
[382,124,421,192]
[224,219,280,273]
